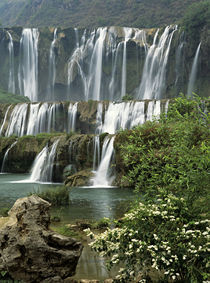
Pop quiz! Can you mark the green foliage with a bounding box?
[0,89,30,104]
[181,0,210,42]
[35,132,63,139]
[87,192,210,282]
[122,94,133,102]
[51,225,79,238]
[32,186,69,206]
[0,0,203,29]
[87,95,210,282]
[0,207,9,217]
[118,96,209,206]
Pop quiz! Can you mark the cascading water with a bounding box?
[137,25,178,100]
[29,139,59,183]
[67,27,146,101]
[7,31,15,94]
[1,141,17,173]
[0,105,12,136]
[68,102,78,132]
[87,27,107,101]
[18,28,39,102]
[121,28,133,98]
[5,103,28,137]
[187,43,201,97]
[47,28,57,100]
[0,100,169,137]
[92,136,115,187]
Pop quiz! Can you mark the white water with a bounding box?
[68,102,78,132]
[121,28,133,98]
[137,25,178,99]
[67,27,147,101]
[29,139,59,183]
[0,105,12,136]
[1,100,168,137]
[187,43,201,97]
[47,28,57,100]
[5,103,28,137]
[1,141,17,173]
[7,31,15,94]
[92,136,115,187]
[18,28,39,102]
[87,27,107,100]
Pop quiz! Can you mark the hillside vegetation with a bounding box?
[0,0,204,28]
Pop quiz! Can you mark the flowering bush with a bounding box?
[86,192,210,282]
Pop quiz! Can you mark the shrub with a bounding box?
[86,192,210,282]
[32,186,69,206]
[86,95,210,282]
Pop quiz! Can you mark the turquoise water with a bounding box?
[0,173,134,280]
[0,173,134,221]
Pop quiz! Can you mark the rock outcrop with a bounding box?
[0,195,83,282]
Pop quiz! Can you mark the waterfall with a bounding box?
[66,27,146,101]
[1,141,17,173]
[137,25,178,100]
[121,28,133,98]
[68,102,78,132]
[67,29,88,100]
[5,103,28,137]
[88,27,107,101]
[187,43,201,97]
[0,105,12,136]
[29,139,59,183]
[7,31,15,94]
[92,136,115,187]
[18,28,39,102]
[93,135,100,171]
[1,100,169,137]
[47,28,57,100]
[102,101,145,134]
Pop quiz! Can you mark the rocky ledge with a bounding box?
[0,195,83,282]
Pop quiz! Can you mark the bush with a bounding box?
[86,191,210,282]
[33,186,69,206]
[117,95,209,205]
[86,95,210,282]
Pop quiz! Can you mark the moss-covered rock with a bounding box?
[64,169,94,187]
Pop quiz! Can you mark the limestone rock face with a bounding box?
[0,195,83,282]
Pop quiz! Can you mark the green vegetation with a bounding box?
[182,0,210,42]
[0,0,203,28]
[0,89,29,104]
[122,94,133,101]
[51,225,80,238]
[32,186,70,206]
[86,95,210,282]
[0,207,9,217]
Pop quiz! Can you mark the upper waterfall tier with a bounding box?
[0,26,208,102]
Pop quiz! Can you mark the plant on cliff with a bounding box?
[182,0,210,42]
[117,95,209,204]
[86,95,210,282]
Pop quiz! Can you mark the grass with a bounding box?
[0,89,30,104]
[31,186,70,206]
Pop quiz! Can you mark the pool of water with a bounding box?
[0,173,134,280]
[0,173,134,221]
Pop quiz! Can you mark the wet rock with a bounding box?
[65,169,93,187]
[0,195,82,282]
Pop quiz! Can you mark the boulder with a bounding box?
[65,169,94,187]
[0,195,82,282]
